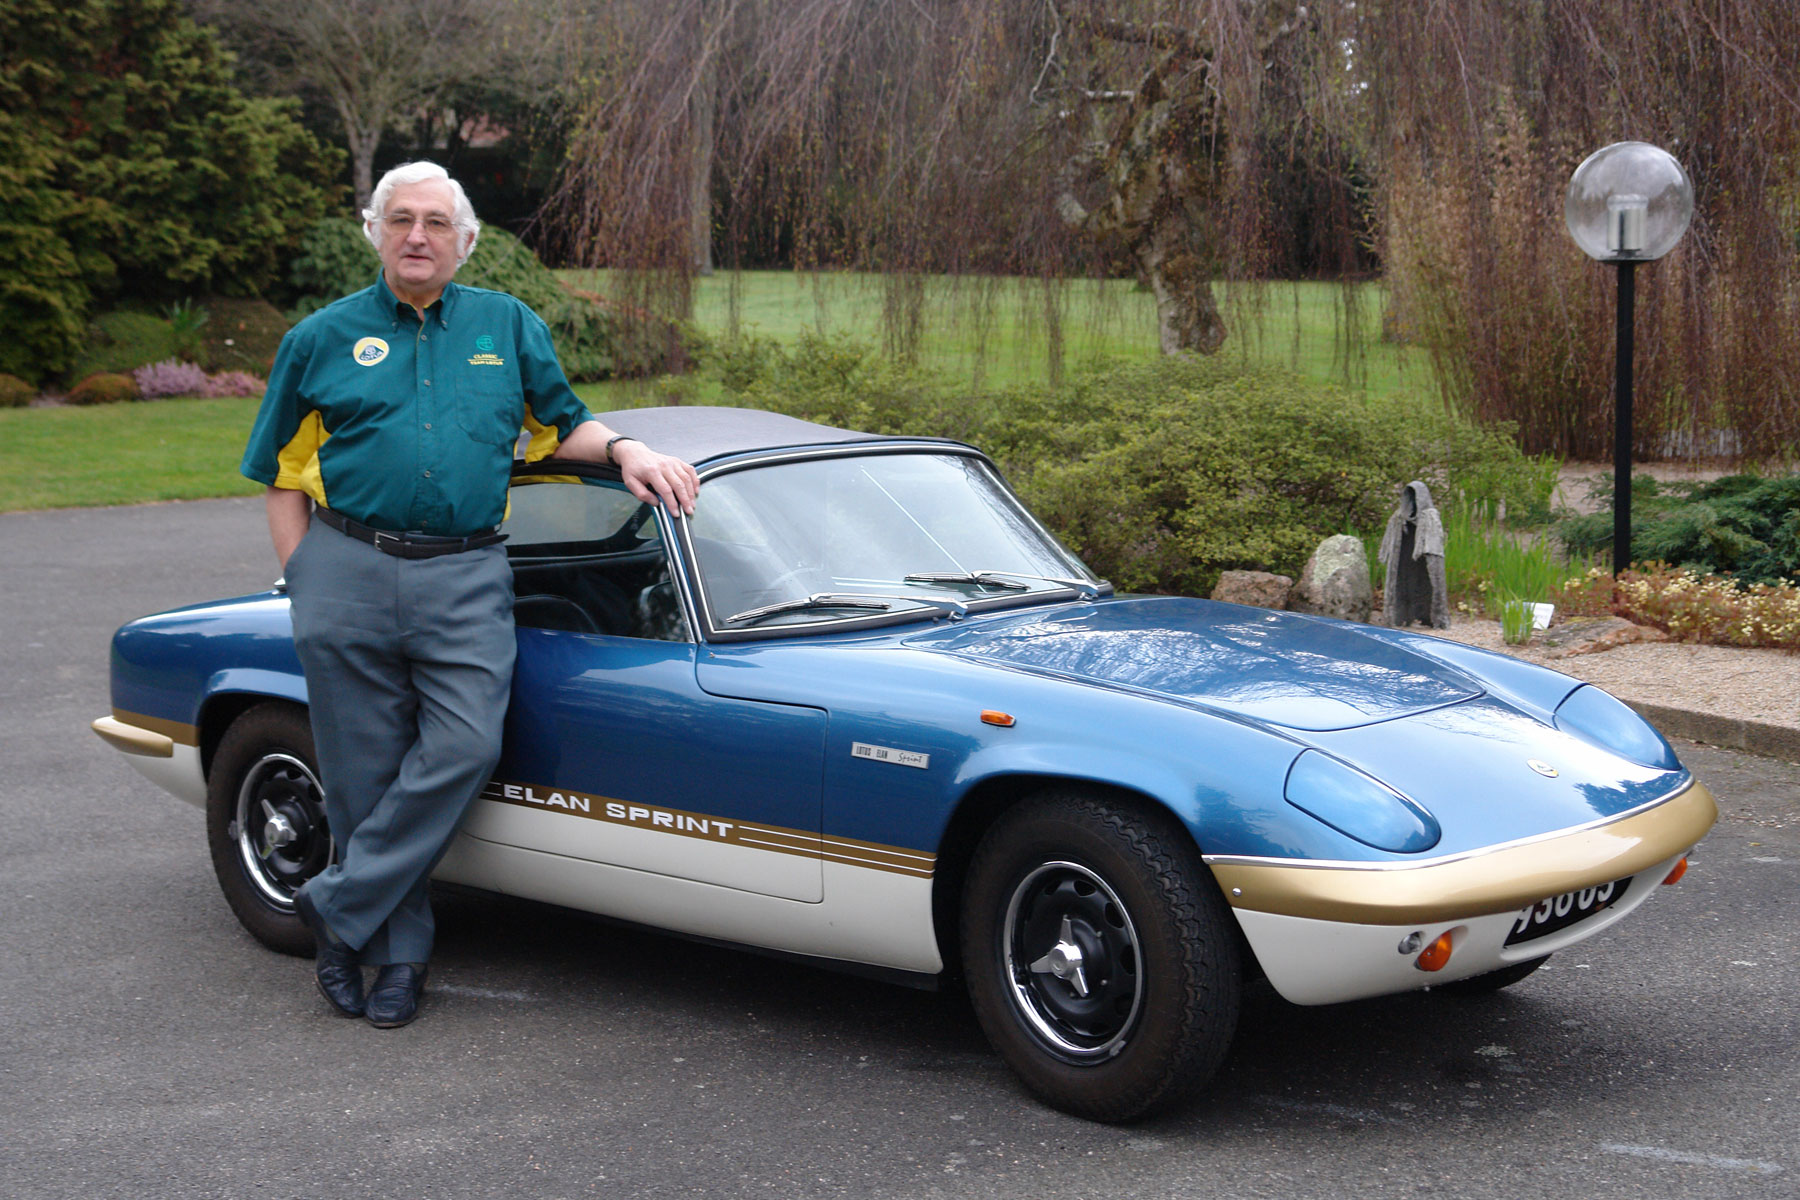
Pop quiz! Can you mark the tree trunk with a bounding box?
[1137,218,1225,354]
[689,54,716,276]
[344,117,383,215]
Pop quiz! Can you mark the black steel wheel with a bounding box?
[1440,954,1550,995]
[961,788,1241,1122]
[205,702,330,956]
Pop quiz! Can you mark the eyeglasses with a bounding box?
[380,213,459,240]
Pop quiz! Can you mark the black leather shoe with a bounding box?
[365,963,428,1029]
[294,889,364,1018]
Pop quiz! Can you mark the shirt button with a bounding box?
[423,470,432,478]
[424,422,432,430]
[423,379,431,386]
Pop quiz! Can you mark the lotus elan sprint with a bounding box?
[95,406,1716,1121]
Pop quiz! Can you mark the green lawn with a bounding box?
[0,396,267,512]
[566,270,1426,404]
[3,274,1424,511]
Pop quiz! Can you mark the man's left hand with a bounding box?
[612,439,700,516]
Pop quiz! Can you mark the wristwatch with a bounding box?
[604,434,640,465]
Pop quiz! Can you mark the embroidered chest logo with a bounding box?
[352,337,390,366]
[468,333,505,367]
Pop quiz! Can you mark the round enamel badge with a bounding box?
[352,337,390,366]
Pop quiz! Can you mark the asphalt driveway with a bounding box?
[3,497,1797,1199]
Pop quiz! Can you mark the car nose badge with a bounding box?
[1528,759,1559,778]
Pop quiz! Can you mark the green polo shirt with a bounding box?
[241,274,594,536]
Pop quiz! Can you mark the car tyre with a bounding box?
[1440,954,1550,994]
[205,702,330,956]
[961,788,1241,1122]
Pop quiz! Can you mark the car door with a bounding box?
[456,471,825,902]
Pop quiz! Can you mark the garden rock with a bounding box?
[1380,480,1449,629]
[1210,570,1293,610]
[1536,616,1669,659]
[1289,535,1372,622]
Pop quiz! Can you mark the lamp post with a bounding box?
[1563,142,1694,576]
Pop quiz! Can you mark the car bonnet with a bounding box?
[908,597,1483,732]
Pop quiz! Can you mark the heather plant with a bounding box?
[134,359,210,400]
[0,374,33,408]
[199,370,265,398]
[66,373,141,405]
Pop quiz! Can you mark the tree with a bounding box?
[1363,0,1800,461]
[549,0,1359,359]
[0,0,340,382]
[196,0,572,211]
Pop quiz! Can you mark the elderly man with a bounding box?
[241,161,698,1028]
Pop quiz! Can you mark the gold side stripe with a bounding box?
[1210,780,1717,925]
[111,708,199,747]
[481,779,936,878]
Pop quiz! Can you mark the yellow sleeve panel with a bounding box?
[273,411,331,508]
[520,404,563,464]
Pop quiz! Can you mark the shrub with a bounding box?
[199,370,265,398]
[286,220,682,381]
[198,296,290,374]
[1616,566,1800,652]
[286,219,379,318]
[165,299,209,359]
[66,373,141,405]
[0,374,34,408]
[2,0,338,382]
[134,359,210,399]
[1556,473,1800,586]
[70,311,179,380]
[720,343,1552,595]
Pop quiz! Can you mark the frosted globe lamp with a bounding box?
[1564,141,1693,262]
[1563,141,1694,576]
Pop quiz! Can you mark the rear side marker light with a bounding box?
[1662,857,1689,885]
[1415,931,1455,972]
[980,710,1015,727]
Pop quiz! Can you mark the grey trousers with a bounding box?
[285,513,515,965]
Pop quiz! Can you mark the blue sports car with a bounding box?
[94,406,1716,1120]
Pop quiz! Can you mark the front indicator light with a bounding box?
[1662,856,1689,885]
[1415,931,1456,972]
[980,710,1015,727]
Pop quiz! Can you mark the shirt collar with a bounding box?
[373,271,459,329]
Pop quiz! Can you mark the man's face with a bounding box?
[374,179,470,303]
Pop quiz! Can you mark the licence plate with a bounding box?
[1505,876,1633,946]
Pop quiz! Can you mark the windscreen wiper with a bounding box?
[725,592,969,626]
[904,569,1104,599]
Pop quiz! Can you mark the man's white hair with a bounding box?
[361,161,481,263]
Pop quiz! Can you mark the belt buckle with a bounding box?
[373,530,404,554]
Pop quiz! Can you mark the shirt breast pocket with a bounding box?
[456,373,524,446]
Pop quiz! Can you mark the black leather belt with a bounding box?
[316,507,506,559]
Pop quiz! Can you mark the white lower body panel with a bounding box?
[1235,849,1687,1005]
[433,832,944,975]
[119,743,207,809]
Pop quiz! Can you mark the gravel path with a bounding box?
[1425,614,1799,757]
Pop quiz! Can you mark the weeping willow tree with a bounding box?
[551,1,1799,463]
[548,0,1363,365]
[1362,0,1800,462]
